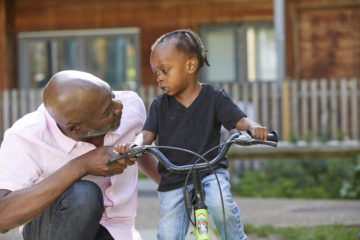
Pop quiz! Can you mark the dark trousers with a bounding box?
[23,180,114,240]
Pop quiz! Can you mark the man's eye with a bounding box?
[153,72,159,77]
[162,69,168,74]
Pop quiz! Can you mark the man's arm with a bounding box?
[0,146,127,233]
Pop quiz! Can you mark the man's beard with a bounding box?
[85,119,120,138]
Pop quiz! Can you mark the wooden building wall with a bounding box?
[12,0,273,86]
[0,0,359,91]
[0,0,16,91]
[286,0,360,80]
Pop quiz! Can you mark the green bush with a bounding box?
[340,155,360,198]
[232,158,356,199]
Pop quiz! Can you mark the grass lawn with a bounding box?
[243,223,360,240]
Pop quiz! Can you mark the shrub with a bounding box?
[232,158,356,199]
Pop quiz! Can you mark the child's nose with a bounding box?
[156,75,163,82]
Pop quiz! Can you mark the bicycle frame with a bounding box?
[107,131,278,240]
[193,169,209,239]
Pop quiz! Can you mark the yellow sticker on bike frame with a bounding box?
[194,209,209,240]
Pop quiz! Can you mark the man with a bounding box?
[0,70,160,240]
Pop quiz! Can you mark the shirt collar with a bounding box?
[44,106,78,153]
[43,106,120,153]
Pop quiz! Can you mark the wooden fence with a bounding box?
[1,78,359,142]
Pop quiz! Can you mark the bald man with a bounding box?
[0,70,160,240]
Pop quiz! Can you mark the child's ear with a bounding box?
[186,58,199,74]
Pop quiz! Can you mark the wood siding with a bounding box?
[0,0,16,90]
[287,0,360,79]
[1,0,360,90]
[14,0,273,86]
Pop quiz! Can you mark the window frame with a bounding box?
[199,22,275,83]
[17,27,140,90]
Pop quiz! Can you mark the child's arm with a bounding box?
[135,131,161,183]
[132,130,156,146]
[117,130,161,184]
[235,117,268,140]
[138,152,161,184]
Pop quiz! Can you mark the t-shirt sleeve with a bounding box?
[143,97,159,135]
[126,91,147,133]
[215,88,247,131]
[0,131,41,191]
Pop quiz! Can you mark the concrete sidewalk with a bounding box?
[1,179,360,240]
[136,179,360,239]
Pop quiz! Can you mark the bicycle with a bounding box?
[107,130,278,240]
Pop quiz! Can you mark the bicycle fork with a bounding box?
[193,170,210,240]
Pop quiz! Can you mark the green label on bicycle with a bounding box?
[195,209,209,240]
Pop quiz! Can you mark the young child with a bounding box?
[131,29,267,240]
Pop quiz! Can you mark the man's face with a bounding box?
[80,86,123,138]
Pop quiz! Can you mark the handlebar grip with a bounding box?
[267,131,279,142]
[246,130,279,142]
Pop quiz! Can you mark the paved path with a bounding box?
[1,179,360,240]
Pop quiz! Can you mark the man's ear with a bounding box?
[186,58,199,74]
[66,123,80,134]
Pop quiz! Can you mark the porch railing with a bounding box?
[1,78,359,142]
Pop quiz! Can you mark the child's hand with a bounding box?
[249,125,268,140]
[116,143,138,165]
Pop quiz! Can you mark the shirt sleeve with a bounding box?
[125,91,147,134]
[143,97,159,135]
[0,131,41,191]
[215,88,247,131]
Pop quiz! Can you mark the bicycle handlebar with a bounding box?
[107,131,278,172]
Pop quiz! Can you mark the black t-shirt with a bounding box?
[143,84,246,191]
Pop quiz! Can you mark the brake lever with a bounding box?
[106,145,147,164]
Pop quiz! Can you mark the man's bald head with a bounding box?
[43,70,112,127]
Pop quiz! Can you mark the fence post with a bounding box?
[330,79,338,140]
[2,90,10,133]
[290,80,299,138]
[281,79,290,141]
[310,79,318,140]
[340,78,348,139]
[350,78,358,140]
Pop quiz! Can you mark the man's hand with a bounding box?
[116,143,138,166]
[79,146,130,177]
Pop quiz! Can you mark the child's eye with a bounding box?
[162,69,168,74]
[153,71,159,77]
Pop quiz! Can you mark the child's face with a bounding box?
[150,40,195,97]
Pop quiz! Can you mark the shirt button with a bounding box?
[106,207,111,213]
[108,191,114,197]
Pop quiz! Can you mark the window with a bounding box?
[199,23,277,83]
[18,28,140,90]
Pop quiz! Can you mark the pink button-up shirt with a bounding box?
[0,91,146,240]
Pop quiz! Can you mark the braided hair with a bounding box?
[151,29,210,70]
